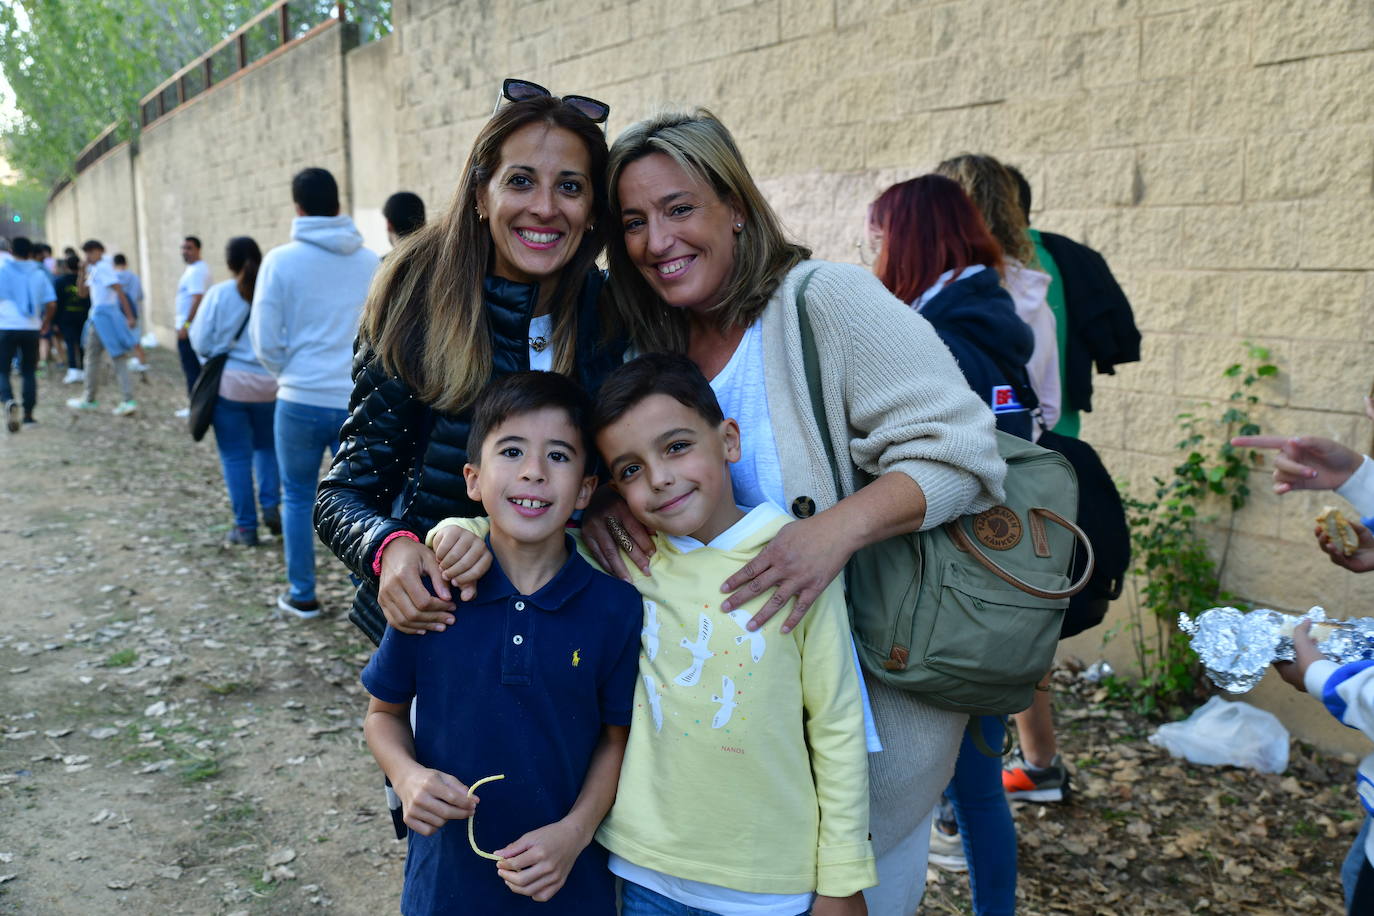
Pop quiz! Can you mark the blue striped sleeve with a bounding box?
[1322,659,1374,726]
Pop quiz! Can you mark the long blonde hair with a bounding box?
[605,109,809,353]
[934,153,1034,266]
[360,96,610,413]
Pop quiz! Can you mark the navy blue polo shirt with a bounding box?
[361,537,642,916]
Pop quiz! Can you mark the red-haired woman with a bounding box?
[867,172,1031,916]
[868,174,1035,441]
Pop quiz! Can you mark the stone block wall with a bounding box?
[69,144,140,272]
[45,186,79,260]
[46,0,1374,748]
[132,22,353,337]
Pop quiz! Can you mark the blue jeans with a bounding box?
[177,336,201,395]
[1343,814,1370,911]
[212,397,280,533]
[274,399,347,602]
[945,716,1017,915]
[621,881,808,916]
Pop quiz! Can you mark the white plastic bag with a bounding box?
[1147,695,1289,774]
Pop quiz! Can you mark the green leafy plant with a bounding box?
[1107,343,1279,715]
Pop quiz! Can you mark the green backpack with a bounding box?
[796,275,1093,717]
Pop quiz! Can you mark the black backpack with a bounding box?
[1034,429,1130,638]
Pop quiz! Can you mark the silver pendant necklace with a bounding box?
[529,335,549,353]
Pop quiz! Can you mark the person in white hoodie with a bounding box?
[251,167,380,619]
[1237,430,1374,913]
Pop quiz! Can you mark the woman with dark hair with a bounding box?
[189,236,280,546]
[314,82,621,645]
[869,174,1036,440]
[585,109,1005,916]
[868,173,1033,916]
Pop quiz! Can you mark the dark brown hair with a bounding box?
[591,353,724,436]
[360,96,610,414]
[225,236,262,303]
[468,371,595,473]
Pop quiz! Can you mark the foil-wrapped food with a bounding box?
[1179,606,1374,693]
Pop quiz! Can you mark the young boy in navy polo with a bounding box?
[361,372,642,915]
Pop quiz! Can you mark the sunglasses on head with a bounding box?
[494,78,610,126]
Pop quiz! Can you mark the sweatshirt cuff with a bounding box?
[1305,659,1340,699]
[896,458,988,531]
[815,842,877,897]
[425,517,463,549]
[1336,456,1374,519]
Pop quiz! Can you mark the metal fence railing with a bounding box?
[138,1,348,129]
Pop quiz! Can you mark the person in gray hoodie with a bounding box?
[250,167,380,619]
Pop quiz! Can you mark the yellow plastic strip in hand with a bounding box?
[466,773,506,860]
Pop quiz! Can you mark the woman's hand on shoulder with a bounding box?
[720,515,850,634]
[377,536,457,634]
[581,486,655,581]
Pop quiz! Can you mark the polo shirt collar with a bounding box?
[482,534,594,612]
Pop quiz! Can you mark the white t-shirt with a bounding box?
[175,259,210,326]
[527,312,553,372]
[708,320,882,755]
[709,321,784,509]
[87,257,122,310]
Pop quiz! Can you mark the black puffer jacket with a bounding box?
[315,270,623,645]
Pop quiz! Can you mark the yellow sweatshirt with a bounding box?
[429,504,876,897]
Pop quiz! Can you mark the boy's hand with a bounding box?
[431,525,491,600]
[393,765,476,836]
[493,819,590,903]
[811,892,868,916]
[1274,620,1328,692]
[378,536,456,634]
[1316,519,1374,573]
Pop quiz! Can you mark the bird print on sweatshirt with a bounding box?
[643,674,664,732]
[724,610,766,664]
[711,675,738,729]
[673,613,715,687]
[642,599,661,661]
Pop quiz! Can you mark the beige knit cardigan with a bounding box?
[758,260,1007,528]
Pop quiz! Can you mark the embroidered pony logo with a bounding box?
[572,649,581,668]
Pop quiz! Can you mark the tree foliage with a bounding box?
[0,1,390,188]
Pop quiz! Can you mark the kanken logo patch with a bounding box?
[972,506,1022,551]
[991,384,1023,414]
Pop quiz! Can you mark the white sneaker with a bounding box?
[62,368,84,384]
[174,407,190,418]
[928,820,967,873]
[66,397,99,410]
[112,400,138,417]
[128,358,149,373]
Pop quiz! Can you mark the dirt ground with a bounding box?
[0,348,1361,915]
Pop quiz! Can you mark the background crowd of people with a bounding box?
[16,77,1369,916]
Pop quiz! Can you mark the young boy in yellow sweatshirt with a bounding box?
[429,354,875,916]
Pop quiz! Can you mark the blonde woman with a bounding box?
[584,109,1005,915]
[315,83,621,646]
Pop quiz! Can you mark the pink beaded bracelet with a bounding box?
[372,530,420,576]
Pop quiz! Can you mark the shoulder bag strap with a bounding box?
[794,269,848,501]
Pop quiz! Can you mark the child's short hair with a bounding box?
[468,371,595,472]
[591,353,724,435]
